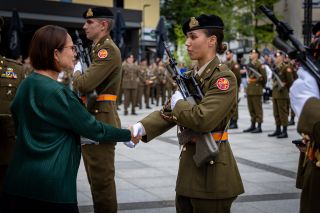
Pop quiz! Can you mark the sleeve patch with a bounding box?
[97,49,108,59]
[216,78,230,90]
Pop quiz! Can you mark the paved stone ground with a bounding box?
[77,92,301,213]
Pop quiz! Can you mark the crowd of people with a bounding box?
[0,5,320,213]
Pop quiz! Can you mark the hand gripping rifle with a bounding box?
[271,69,285,90]
[259,5,320,87]
[74,30,97,111]
[163,42,219,167]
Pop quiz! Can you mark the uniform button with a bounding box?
[209,160,215,165]
[182,147,186,151]
[8,83,12,87]
[94,109,98,113]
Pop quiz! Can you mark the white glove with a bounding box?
[124,141,136,148]
[171,90,184,109]
[289,67,320,117]
[73,61,83,75]
[123,122,146,149]
[131,122,146,137]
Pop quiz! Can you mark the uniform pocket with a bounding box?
[206,146,228,193]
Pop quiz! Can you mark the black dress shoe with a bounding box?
[251,127,262,133]
[268,131,281,137]
[277,132,288,138]
[229,123,238,129]
[131,112,138,115]
[124,111,128,116]
[146,106,152,109]
[288,120,295,126]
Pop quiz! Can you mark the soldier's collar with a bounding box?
[94,34,111,47]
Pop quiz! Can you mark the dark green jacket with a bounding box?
[4,72,131,203]
[140,57,244,199]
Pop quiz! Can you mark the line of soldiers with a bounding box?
[118,54,176,116]
[224,48,298,139]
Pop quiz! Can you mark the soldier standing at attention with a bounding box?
[0,16,26,210]
[243,49,267,133]
[136,59,146,109]
[289,21,320,213]
[138,58,152,109]
[72,7,123,213]
[129,14,244,212]
[122,54,139,115]
[224,50,241,129]
[268,51,294,138]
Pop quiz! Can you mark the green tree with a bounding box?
[161,0,280,53]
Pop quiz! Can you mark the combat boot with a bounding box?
[277,126,288,138]
[251,122,262,133]
[288,117,295,126]
[229,119,238,129]
[268,125,281,137]
[243,122,255,132]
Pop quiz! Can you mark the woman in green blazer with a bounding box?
[2,25,138,213]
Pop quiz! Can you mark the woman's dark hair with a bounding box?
[204,28,227,55]
[29,25,68,72]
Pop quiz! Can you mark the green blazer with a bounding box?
[4,72,131,203]
[140,57,244,199]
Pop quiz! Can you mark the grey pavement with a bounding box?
[77,92,302,213]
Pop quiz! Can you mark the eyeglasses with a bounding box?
[62,45,77,52]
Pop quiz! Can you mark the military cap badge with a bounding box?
[189,17,199,29]
[86,8,93,18]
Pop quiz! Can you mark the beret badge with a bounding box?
[86,8,93,17]
[189,17,199,29]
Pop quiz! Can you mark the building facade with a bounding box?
[0,0,160,61]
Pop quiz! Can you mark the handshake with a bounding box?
[124,90,184,148]
[125,122,146,148]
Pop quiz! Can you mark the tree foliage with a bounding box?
[161,0,280,49]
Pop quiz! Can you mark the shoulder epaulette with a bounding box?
[216,63,229,72]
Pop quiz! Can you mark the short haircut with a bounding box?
[97,18,113,33]
[29,25,68,72]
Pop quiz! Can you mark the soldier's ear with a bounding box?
[208,35,216,48]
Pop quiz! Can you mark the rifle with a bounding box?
[259,5,320,87]
[74,30,91,70]
[271,69,285,89]
[163,42,219,167]
[246,65,262,79]
[74,30,97,111]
